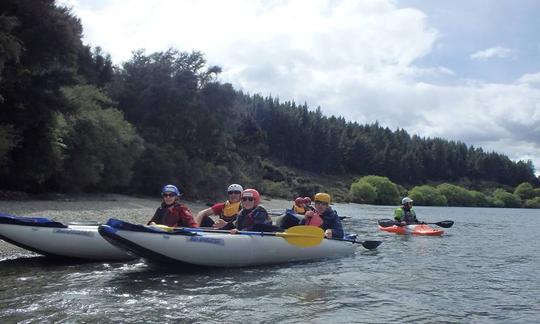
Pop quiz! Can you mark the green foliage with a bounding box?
[56,85,144,191]
[350,175,400,205]
[514,182,535,200]
[261,180,293,199]
[1,1,540,201]
[350,181,377,204]
[524,197,540,208]
[436,183,476,206]
[492,189,522,208]
[0,14,22,86]
[469,190,490,207]
[408,185,447,206]
[0,124,20,174]
[535,188,540,198]
[0,1,84,191]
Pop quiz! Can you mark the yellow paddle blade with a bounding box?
[150,224,174,232]
[276,225,324,247]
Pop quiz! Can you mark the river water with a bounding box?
[1,199,539,323]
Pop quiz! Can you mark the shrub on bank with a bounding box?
[408,185,447,206]
[493,189,522,208]
[514,182,536,200]
[350,181,377,204]
[525,197,540,208]
[349,175,400,205]
[437,183,475,206]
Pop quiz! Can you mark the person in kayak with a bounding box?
[147,184,198,228]
[292,197,307,215]
[301,192,344,239]
[278,196,315,230]
[195,184,243,229]
[303,197,313,211]
[394,197,419,225]
[224,189,275,233]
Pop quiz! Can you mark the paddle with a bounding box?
[378,219,454,228]
[151,225,325,247]
[330,238,382,250]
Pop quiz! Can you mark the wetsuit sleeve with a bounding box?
[412,209,418,223]
[147,208,161,225]
[180,206,198,228]
[394,208,403,221]
[327,211,344,239]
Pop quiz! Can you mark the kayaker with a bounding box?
[195,184,243,229]
[303,197,313,211]
[225,189,275,233]
[301,192,344,239]
[147,184,198,228]
[278,196,315,230]
[292,197,307,215]
[394,197,419,225]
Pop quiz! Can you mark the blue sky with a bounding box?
[402,0,540,83]
[60,0,540,175]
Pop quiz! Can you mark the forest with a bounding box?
[1,1,539,203]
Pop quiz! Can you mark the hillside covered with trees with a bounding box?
[1,1,539,203]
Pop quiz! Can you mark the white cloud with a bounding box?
[61,0,540,174]
[470,46,517,60]
[516,72,540,87]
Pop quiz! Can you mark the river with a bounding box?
[1,196,539,323]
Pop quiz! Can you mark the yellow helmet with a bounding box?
[314,192,331,204]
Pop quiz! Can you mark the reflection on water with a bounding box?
[1,205,540,323]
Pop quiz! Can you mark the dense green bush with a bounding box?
[350,175,400,205]
[408,185,447,206]
[350,181,377,204]
[525,197,540,208]
[470,190,490,207]
[437,183,475,206]
[493,189,522,208]
[514,182,536,200]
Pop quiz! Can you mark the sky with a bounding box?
[59,0,540,175]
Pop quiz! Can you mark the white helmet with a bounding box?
[402,197,413,205]
[227,184,243,192]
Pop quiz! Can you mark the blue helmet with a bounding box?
[161,184,181,196]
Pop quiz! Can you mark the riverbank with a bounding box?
[0,193,290,257]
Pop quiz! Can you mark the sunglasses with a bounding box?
[314,201,328,205]
[228,190,241,195]
[162,193,177,198]
[241,197,254,202]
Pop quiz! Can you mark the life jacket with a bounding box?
[221,200,241,222]
[304,211,323,227]
[292,204,306,215]
[395,207,417,224]
[237,206,269,230]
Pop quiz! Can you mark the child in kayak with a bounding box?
[147,184,198,228]
[277,196,312,230]
[394,197,419,225]
[225,189,276,233]
[195,183,243,229]
[301,192,344,239]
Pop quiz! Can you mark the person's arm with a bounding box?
[326,211,344,239]
[412,209,419,223]
[394,208,403,221]
[194,207,215,226]
[178,206,198,228]
[147,208,160,225]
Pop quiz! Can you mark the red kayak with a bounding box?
[378,223,444,236]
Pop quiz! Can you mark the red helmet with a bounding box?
[241,189,260,206]
[303,197,312,205]
[294,197,304,206]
